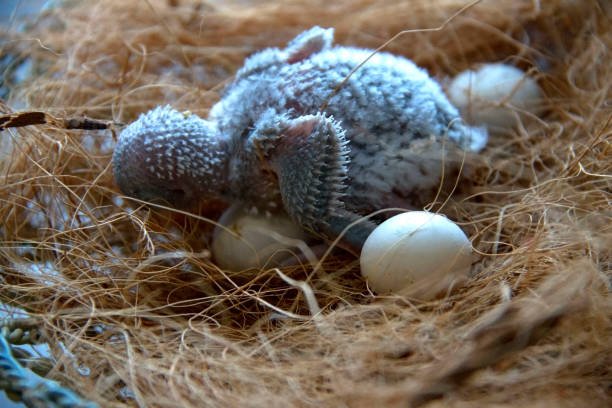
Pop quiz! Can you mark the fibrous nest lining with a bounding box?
[0,0,610,407]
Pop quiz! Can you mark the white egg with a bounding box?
[212,205,308,271]
[360,211,472,299]
[448,63,542,131]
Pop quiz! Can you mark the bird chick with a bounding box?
[113,26,487,250]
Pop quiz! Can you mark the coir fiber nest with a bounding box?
[0,0,610,407]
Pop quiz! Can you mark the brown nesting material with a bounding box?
[0,0,610,407]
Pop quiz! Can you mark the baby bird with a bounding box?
[113,27,486,250]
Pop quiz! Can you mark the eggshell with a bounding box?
[360,211,472,298]
[212,205,308,271]
[448,63,542,130]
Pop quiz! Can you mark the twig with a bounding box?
[0,111,121,131]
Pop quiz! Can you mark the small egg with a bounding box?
[447,63,542,131]
[360,211,472,298]
[212,205,308,271]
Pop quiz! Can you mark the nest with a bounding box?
[0,0,610,406]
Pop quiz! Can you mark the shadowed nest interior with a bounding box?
[0,0,610,407]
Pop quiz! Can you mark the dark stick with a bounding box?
[0,111,120,131]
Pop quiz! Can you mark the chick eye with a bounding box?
[169,188,186,200]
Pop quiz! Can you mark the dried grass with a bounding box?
[0,0,610,407]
